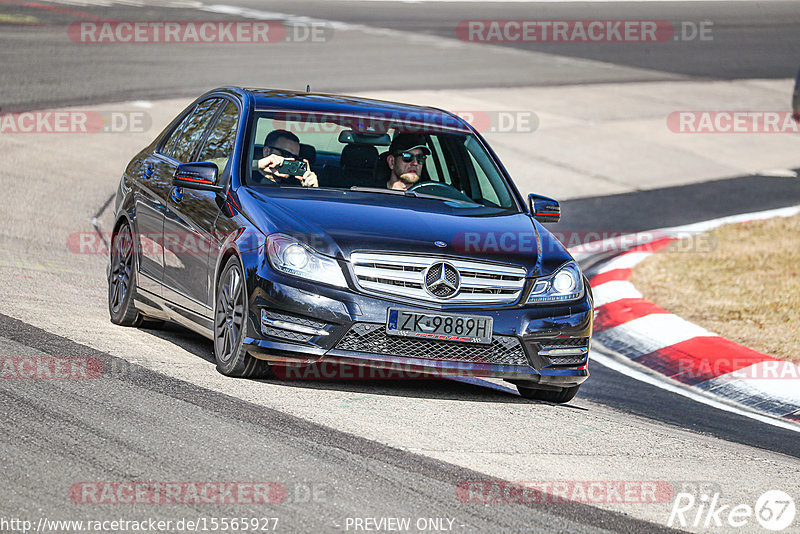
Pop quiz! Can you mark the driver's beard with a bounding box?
[399,172,420,185]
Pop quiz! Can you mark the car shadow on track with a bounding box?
[259,377,588,411]
[140,322,587,409]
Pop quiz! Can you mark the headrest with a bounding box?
[340,144,378,170]
[299,143,316,164]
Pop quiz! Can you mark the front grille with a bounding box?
[334,323,530,366]
[260,309,328,344]
[539,337,589,348]
[261,326,314,343]
[350,252,527,304]
[544,355,586,366]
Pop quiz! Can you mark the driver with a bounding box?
[256,129,318,187]
[385,133,431,191]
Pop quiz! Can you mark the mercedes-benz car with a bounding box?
[108,87,592,403]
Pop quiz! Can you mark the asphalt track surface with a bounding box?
[1,0,800,110]
[2,1,800,532]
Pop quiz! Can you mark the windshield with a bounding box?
[246,111,519,212]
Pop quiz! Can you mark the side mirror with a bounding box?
[528,193,560,223]
[173,162,223,193]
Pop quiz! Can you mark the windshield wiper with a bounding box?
[349,186,480,205]
[349,186,418,197]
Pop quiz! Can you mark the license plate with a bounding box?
[386,308,493,345]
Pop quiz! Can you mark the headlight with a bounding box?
[266,234,347,288]
[527,261,584,304]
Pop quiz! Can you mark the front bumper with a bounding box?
[240,256,592,388]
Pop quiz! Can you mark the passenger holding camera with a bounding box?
[256,129,318,187]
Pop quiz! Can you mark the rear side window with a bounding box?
[161,98,222,162]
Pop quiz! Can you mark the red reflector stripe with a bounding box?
[594,298,669,332]
[589,268,632,286]
[626,236,676,254]
[636,336,770,385]
[227,192,241,211]
[178,176,213,184]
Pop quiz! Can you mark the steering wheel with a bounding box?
[407,182,474,203]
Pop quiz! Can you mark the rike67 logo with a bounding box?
[668,490,796,531]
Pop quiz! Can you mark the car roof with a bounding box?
[215,86,472,133]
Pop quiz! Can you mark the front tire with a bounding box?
[517,384,580,404]
[108,222,143,326]
[213,256,271,378]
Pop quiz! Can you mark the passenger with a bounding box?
[256,129,318,187]
[385,133,431,191]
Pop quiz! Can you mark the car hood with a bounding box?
[242,188,572,277]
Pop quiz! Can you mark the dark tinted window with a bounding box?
[197,100,239,172]
[165,98,222,163]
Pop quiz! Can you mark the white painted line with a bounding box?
[758,169,798,178]
[570,205,800,257]
[595,251,652,273]
[590,349,800,433]
[665,205,800,235]
[696,380,800,417]
[599,314,714,355]
[200,3,470,50]
[592,280,642,307]
[708,363,800,406]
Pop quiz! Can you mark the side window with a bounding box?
[462,137,514,208]
[197,100,240,175]
[427,136,453,185]
[168,98,222,163]
[467,152,500,206]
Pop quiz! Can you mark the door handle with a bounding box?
[171,187,183,204]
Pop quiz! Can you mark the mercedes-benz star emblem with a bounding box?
[425,262,460,299]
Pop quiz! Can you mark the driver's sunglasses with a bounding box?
[268,146,299,159]
[398,152,428,164]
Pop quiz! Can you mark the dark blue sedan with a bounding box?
[108,87,592,403]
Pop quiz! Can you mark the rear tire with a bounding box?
[108,222,143,326]
[517,384,580,404]
[213,256,271,378]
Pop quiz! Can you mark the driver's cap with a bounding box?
[389,133,431,156]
